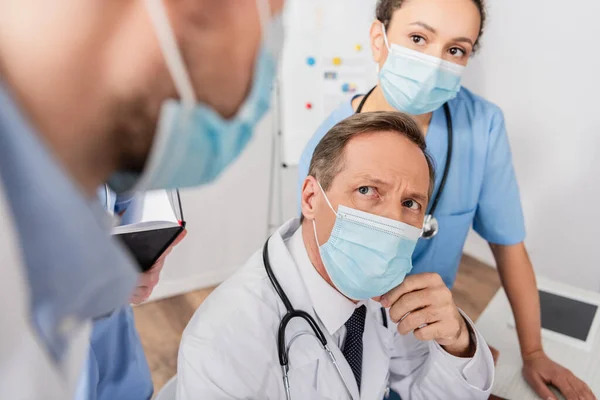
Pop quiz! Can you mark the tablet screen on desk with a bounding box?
[540,290,598,341]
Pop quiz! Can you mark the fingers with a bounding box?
[397,306,443,335]
[138,267,161,288]
[560,375,596,400]
[572,376,597,400]
[130,286,151,305]
[380,273,444,307]
[388,289,431,323]
[523,369,557,400]
[548,368,596,400]
[130,230,187,306]
[172,229,188,247]
[412,321,448,342]
[552,376,578,400]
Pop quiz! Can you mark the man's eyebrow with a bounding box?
[408,191,429,204]
[353,175,428,202]
[354,175,392,187]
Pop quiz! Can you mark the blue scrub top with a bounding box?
[76,190,153,400]
[297,87,526,287]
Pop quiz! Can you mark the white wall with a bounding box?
[461,0,600,291]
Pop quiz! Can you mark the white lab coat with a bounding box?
[177,219,494,399]
[0,183,90,399]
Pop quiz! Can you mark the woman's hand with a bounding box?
[522,350,595,400]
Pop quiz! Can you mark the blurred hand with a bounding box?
[489,345,500,365]
[130,229,187,305]
[522,350,595,400]
[380,273,473,357]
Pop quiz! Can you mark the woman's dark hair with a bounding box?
[376,0,486,53]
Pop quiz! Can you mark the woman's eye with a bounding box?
[449,47,466,57]
[358,186,375,196]
[411,35,426,46]
[403,199,420,210]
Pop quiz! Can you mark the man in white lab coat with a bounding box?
[178,112,494,399]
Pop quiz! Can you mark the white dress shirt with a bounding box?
[177,219,494,399]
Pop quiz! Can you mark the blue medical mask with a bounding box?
[312,183,423,300]
[378,24,465,116]
[108,0,284,192]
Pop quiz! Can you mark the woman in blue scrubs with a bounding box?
[297,0,594,399]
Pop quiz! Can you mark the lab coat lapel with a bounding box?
[318,320,362,400]
[360,305,395,399]
[269,220,361,400]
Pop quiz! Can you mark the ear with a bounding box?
[370,20,387,66]
[300,176,319,220]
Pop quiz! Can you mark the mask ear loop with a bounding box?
[381,23,392,52]
[144,0,197,107]
[316,181,337,216]
[312,180,337,247]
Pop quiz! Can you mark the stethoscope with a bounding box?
[356,87,453,239]
[263,238,391,400]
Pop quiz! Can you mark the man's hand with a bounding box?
[380,273,473,357]
[130,229,188,305]
[522,350,595,400]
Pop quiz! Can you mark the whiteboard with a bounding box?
[279,0,379,165]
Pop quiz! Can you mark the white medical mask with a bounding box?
[378,24,464,115]
[109,0,284,192]
[312,183,422,300]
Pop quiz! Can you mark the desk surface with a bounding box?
[477,277,600,399]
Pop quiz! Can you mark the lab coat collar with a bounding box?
[271,218,394,400]
[269,219,360,399]
[288,226,359,336]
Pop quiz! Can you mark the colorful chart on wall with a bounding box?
[279,0,379,166]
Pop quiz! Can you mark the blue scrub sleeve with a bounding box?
[114,194,134,215]
[472,109,526,245]
[297,128,325,206]
[297,102,355,212]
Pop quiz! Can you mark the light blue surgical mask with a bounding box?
[109,0,284,192]
[378,23,465,116]
[312,183,423,300]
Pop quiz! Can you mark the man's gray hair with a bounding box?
[308,111,435,198]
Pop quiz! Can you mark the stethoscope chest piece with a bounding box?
[421,214,439,239]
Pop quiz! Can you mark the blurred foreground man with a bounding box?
[0,0,284,398]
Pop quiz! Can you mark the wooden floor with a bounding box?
[133,254,502,395]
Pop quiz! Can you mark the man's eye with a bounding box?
[358,186,375,196]
[403,199,420,210]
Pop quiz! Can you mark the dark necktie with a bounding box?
[342,305,367,392]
